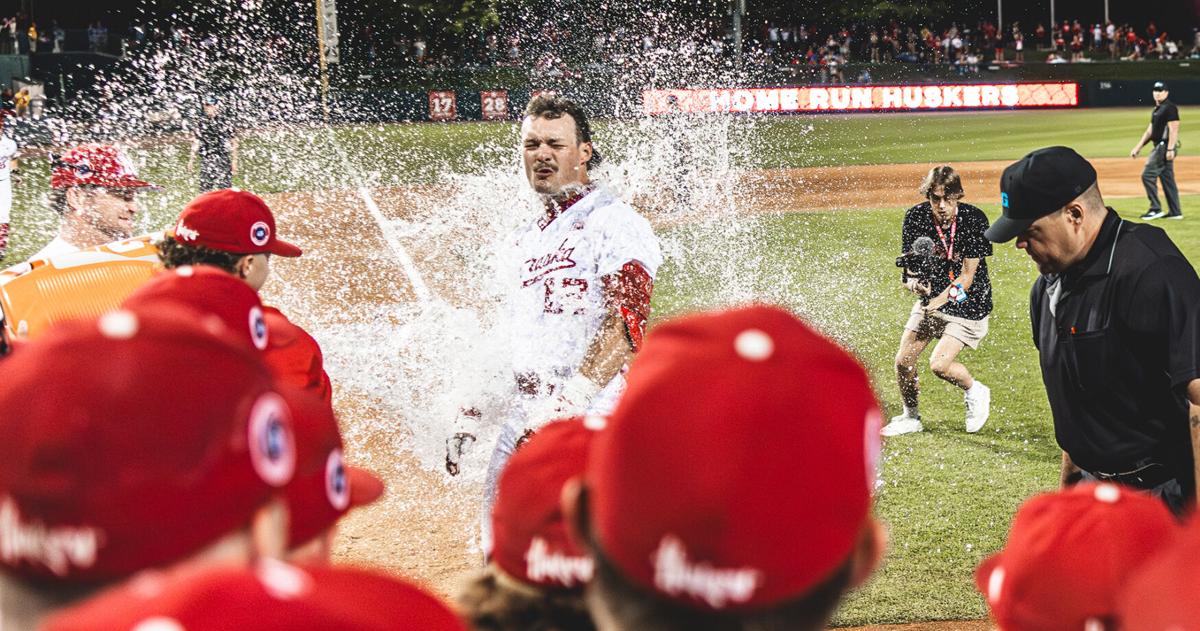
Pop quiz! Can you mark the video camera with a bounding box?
[895,236,939,304]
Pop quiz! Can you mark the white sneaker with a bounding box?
[881,414,923,436]
[965,382,991,433]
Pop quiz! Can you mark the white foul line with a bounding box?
[357,186,432,306]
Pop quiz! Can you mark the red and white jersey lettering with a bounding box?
[507,186,662,392]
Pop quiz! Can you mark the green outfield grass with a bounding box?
[5,107,1199,626]
[652,199,1200,626]
[226,106,1200,192]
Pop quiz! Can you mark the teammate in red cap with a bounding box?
[565,305,886,629]
[30,144,158,261]
[1115,516,1200,630]
[157,188,332,404]
[42,560,468,631]
[459,416,601,631]
[121,265,270,352]
[0,309,299,629]
[975,483,1180,631]
[282,383,385,565]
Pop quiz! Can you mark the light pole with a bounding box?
[732,0,745,68]
[315,0,339,122]
[998,0,1003,31]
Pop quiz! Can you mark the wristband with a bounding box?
[948,283,968,304]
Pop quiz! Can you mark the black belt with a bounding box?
[1088,463,1176,489]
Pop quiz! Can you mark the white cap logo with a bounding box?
[249,306,269,351]
[325,449,351,512]
[248,393,296,487]
[250,221,270,247]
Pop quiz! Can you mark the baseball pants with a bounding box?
[1142,143,1181,216]
[479,376,625,557]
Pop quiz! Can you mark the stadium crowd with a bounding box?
[0,89,1194,630]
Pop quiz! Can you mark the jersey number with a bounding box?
[544,277,588,315]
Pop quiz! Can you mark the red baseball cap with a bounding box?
[588,305,883,611]
[168,189,302,257]
[975,483,1180,631]
[1115,516,1200,631]
[50,144,158,189]
[0,309,297,583]
[492,416,602,590]
[283,385,384,549]
[121,265,269,351]
[42,560,468,631]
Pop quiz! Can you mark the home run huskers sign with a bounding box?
[643,83,1078,114]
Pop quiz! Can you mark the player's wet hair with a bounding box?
[572,485,854,631]
[457,569,595,631]
[918,165,965,200]
[524,94,603,169]
[156,235,246,273]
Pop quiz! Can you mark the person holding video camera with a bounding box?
[884,165,993,437]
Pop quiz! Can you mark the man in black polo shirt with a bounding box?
[189,93,238,192]
[1131,81,1181,220]
[883,165,993,437]
[987,146,1200,514]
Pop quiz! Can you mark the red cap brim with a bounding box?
[347,466,385,507]
[268,239,303,257]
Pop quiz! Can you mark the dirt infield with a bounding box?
[742,156,1200,214]
[260,156,1190,627]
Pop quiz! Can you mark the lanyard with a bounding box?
[934,217,957,261]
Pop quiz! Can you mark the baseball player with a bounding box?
[454,95,662,543]
[157,188,332,404]
[0,119,19,260]
[459,416,600,630]
[0,309,299,629]
[29,144,158,261]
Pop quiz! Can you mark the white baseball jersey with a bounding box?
[0,135,16,225]
[28,236,79,263]
[505,186,662,391]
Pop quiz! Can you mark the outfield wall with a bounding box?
[328,79,1197,123]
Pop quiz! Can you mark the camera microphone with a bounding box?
[912,236,935,257]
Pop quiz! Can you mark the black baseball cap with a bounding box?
[986,146,1097,243]
[1153,81,1168,91]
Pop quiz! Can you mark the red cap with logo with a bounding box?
[283,385,384,549]
[41,560,468,631]
[122,265,270,352]
[0,309,297,583]
[168,189,302,257]
[50,144,158,189]
[492,416,601,590]
[1114,516,1200,631]
[588,305,883,611]
[975,483,1180,631]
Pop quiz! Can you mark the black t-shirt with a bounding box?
[198,112,234,165]
[900,201,994,320]
[1151,99,1179,146]
[1031,210,1200,483]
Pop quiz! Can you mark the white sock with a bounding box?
[967,381,983,395]
[903,405,919,419]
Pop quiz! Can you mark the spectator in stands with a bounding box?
[1013,24,1025,63]
[567,306,886,630]
[25,22,34,53]
[976,483,1180,630]
[51,20,63,53]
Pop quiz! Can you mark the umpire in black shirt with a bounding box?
[1131,81,1182,220]
[987,146,1200,514]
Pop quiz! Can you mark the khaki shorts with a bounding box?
[904,301,989,349]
